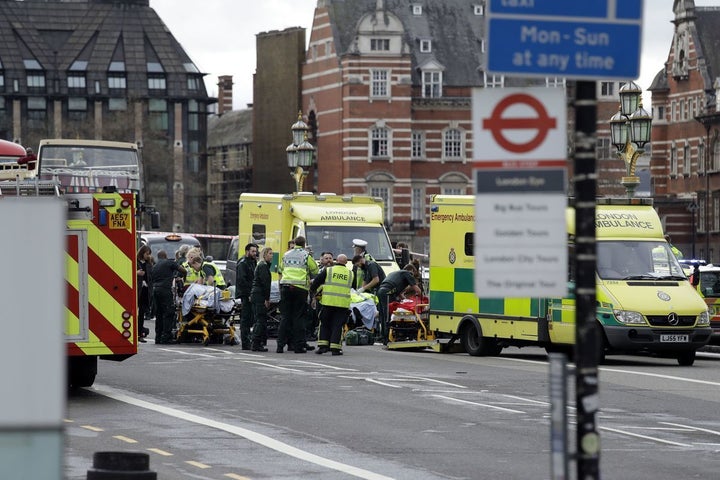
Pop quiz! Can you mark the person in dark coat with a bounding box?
[151,250,186,344]
[250,247,273,351]
[136,245,153,342]
[236,243,259,349]
[376,264,422,345]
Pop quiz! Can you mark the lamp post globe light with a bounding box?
[286,112,315,193]
[608,81,652,198]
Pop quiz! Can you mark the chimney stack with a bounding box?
[217,75,234,114]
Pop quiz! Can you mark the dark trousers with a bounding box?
[252,300,268,347]
[278,285,307,351]
[376,287,393,344]
[152,287,175,342]
[318,305,348,351]
[138,285,150,336]
[239,295,254,348]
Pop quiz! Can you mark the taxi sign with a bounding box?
[109,213,130,229]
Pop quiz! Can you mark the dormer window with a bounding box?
[420,39,432,53]
[412,4,422,15]
[422,70,442,98]
[370,38,390,52]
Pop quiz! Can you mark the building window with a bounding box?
[683,143,691,175]
[670,144,677,176]
[188,140,200,173]
[596,137,611,160]
[148,76,166,90]
[443,128,463,160]
[27,72,46,88]
[371,38,390,51]
[188,99,199,131]
[370,127,390,158]
[484,72,504,88]
[67,74,86,89]
[325,40,332,56]
[371,69,390,97]
[412,4,422,15]
[187,76,201,91]
[411,131,425,159]
[411,187,424,226]
[108,75,126,89]
[699,141,706,174]
[599,81,615,97]
[443,187,464,195]
[422,70,442,98]
[108,98,127,111]
[0,72,4,90]
[148,99,168,130]
[68,97,87,121]
[656,105,665,122]
[714,141,720,171]
[420,39,432,53]
[370,185,392,225]
[699,198,706,233]
[27,96,47,125]
[474,4,484,15]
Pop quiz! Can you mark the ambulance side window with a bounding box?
[464,232,473,256]
[252,224,265,243]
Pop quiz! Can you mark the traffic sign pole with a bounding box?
[574,80,600,479]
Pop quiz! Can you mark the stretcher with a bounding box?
[176,284,238,346]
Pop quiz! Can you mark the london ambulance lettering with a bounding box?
[595,208,661,237]
[66,192,137,357]
[320,209,367,222]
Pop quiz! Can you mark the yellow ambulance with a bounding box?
[237,192,398,275]
[426,195,711,365]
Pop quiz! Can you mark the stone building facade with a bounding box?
[0,0,214,233]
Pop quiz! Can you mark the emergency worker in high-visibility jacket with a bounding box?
[309,254,354,355]
[277,236,319,353]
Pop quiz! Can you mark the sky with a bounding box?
[151,0,720,111]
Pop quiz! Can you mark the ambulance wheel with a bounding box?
[593,322,607,365]
[677,350,696,366]
[460,320,501,356]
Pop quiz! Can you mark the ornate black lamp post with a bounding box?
[609,81,652,197]
[286,112,315,193]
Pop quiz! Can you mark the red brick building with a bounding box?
[301,0,551,252]
[649,0,720,262]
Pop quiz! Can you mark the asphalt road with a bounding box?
[64,331,720,480]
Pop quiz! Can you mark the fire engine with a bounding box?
[0,139,139,387]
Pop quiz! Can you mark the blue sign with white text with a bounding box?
[486,0,643,79]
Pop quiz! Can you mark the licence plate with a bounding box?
[660,334,689,343]
[109,213,130,229]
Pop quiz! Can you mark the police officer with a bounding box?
[351,238,374,290]
[277,236,319,353]
[309,254,353,355]
[236,243,258,350]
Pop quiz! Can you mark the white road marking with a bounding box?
[93,385,396,480]
[599,426,692,447]
[431,394,525,414]
[660,422,720,436]
[241,360,304,372]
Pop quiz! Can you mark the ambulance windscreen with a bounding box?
[597,241,686,281]
[305,225,394,262]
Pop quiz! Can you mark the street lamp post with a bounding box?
[286,112,315,193]
[609,81,652,198]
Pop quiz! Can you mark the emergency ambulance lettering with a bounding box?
[455,213,475,222]
[431,213,454,223]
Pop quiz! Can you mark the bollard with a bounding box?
[86,451,157,479]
